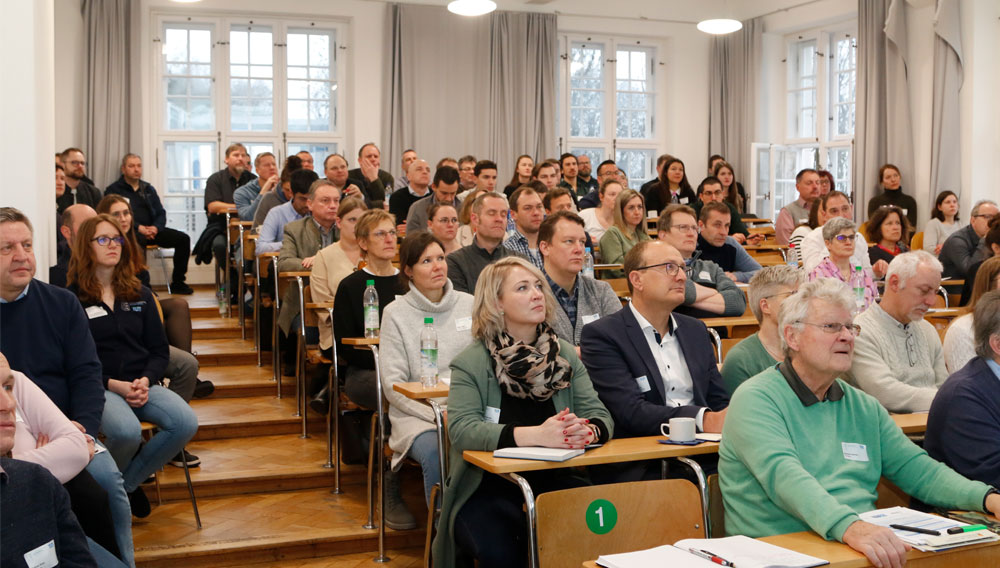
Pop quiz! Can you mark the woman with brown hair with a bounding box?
[597,188,650,269]
[866,205,912,267]
[503,154,534,197]
[644,157,696,215]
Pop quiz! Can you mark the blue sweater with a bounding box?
[0,280,104,435]
[926,357,1000,489]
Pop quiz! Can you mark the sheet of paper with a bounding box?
[858,506,990,551]
[674,535,828,568]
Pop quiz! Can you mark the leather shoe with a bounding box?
[128,486,151,518]
[309,386,330,415]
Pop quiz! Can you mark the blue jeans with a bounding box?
[88,537,129,568]
[101,385,199,492]
[86,446,135,567]
[408,430,441,507]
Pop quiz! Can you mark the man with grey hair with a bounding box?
[850,251,948,412]
[721,265,803,394]
[926,289,1000,488]
[940,200,999,279]
[720,278,1000,568]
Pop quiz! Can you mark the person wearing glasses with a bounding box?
[720,278,1000,568]
[690,177,751,244]
[66,214,198,519]
[404,166,461,237]
[849,251,948,413]
[426,202,461,255]
[581,240,730,481]
[808,217,878,312]
[940,200,999,279]
[655,204,746,318]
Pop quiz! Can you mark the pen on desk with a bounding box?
[889,523,940,536]
[947,524,988,534]
[688,548,734,566]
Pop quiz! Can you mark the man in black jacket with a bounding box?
[940,200,998,279]
[57,148,102,215]
[346,143,394,209]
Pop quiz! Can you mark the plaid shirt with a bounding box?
[545,270,579,329]
[503,229,544,270]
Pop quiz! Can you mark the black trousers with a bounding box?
[138,226,191,284]
[64,468,120,559]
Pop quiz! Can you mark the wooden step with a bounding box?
[198,364,293,399]
[133,485,428,568]
[191,395,325,440]
[193,317,246,340]
[242,547,423,567]
[193,338,259,366]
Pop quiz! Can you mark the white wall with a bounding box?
[54,0,86,151]
[959,0,1000,210]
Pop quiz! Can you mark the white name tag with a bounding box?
[698,271,712,281]
[581,313,600,325]
[679,197,689,204]
[902,208,908,215]
[647,210,658,219]
[484,406,501,424]
[24,540,57,568]
[635,375,651,393]
[842,442,869,462]
[85,305,107,319]
[455,317,472,332]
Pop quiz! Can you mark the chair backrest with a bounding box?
[859,221,871,243]
[707,473,726,538]
[536,479,703,568]
[910,231,924,251]
[721,338,741,361]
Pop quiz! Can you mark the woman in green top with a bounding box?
[598,189,650,276]
[721,265,803,394]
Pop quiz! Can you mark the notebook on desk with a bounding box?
[595,535,828,568]
[492,447,584,462]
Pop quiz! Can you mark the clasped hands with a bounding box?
[514,407,595,449]
[109,377,150,408]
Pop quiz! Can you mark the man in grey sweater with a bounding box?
[539,211,622,346]
[850,251,948,412]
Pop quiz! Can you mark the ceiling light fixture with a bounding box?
[447,0,497,17]
[697,18,742,35]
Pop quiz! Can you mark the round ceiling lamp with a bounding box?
[696,19,743,35]
[447,0,497,17]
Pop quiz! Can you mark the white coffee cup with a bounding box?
[660,417,697,442]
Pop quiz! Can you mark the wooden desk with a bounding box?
[890,413,927,435]
[700,315,760,339]
[743,217,773,225]
[392,381,450,483]
[342,337,380,346]
[392,381,450,399]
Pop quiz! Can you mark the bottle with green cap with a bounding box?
[420,317,438,388]
[851,265,865,311]
[363,279,379,338]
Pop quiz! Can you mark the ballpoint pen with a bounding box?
[688,548,735,566]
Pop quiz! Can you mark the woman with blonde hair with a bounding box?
[598,188,650,270]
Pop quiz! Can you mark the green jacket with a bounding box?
[432,338,614,567]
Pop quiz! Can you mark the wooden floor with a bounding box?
[135,286,428,568]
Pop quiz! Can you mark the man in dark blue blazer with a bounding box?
[581,240,730,479]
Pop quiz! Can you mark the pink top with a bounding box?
[808,257,879,311]
[12,370,90,484]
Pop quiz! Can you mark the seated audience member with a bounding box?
[405,166,461,237]
[944,257,1000,373]
[817,169,835,196]
[323,153,361,197]
[866,205,911,267]
[800,190,883,276]
[788,199,819,255]
[433,257,613,568]
[713,160,747,215]
[557,153,583,198]
[333,209,412,528]
[251,155,304,231]
[575,154,598,195]
[720,278,1000,568]
[690,177,750,243]
[257,169,318,255]
[0,207,136,565]
[0,362,101,568]
[503,154,534,197]
[656,204,746,318]
[203,143,256,265]
[808,218,878,312]
[530,161,560,195]
[51,205,97,288]
[503,186,546,270]
[577,159,618,210]
[927,289,1000,488]
[346,143,393,209]
[867,163,917,227]
[58,148,103,215]
[775,169,821,245]
[67,215,198,517]
[295,150,314,171]
[426,202,461,255]
[959,218,1000,305]
[233,152,279,221]
[850,251,947,412]
[379,233,474,511]
[388,158,431,224]
[940,200,999,279]
[456,155,478,192]
[643,157,696,215]
[105,153,193,294]
[455,188,484,247]
[597,189,650,271]
[542,186,575,214]
[446,192,518,294]
[721,265,803,394]
[539,211,620,346]
[696,201,762,283]
[392,149,418,192]
[923,190,962,255]
[578,179,621,242]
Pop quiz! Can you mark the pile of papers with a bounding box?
[859,506,999,552]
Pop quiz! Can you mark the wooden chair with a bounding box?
[721,338,742,361]
[910,231,924,251]
[707,473,725,538]
[535,479,704,568]
[139,422,202,529]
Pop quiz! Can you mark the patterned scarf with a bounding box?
[485,322,572,401]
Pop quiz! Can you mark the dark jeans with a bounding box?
[138,227,191,284]
[64,468,120,560]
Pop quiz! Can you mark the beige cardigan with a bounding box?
[310,242,359,350]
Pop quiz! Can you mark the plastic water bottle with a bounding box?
[582,247,595,279]
[851,265,866,311]
[786,243,798,267]
[420,317,439,388]
[363,280,380,338]
[218,284,227,315]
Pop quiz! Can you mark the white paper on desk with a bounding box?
[858,506,997,551]
[597,544,716,568]
[697,433,722,442]
[675,536,829,568]
[492,447,583,462]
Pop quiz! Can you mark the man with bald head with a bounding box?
[388,158,431,223]
[49,204,97,288]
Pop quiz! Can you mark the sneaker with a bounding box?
[170,282,194,295]
[192,379,215,399]
[128,486,151,518]
[169,449,201,468]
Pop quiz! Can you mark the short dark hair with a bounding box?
[474,160,497,177]
[60,147,84,160]
[433,165,460,186]
[932,190,960,222]
[656,154,674,168]
[357,142,378,159]
[436,157,457,169]
[398,231,444,286]
[224,143,247,158]
[458,155,477,168]
[290,169,320,195]
[120,153,140,168]
[509,185,539,211]
[596,160,617,177]
[795,168,818,183]
[542,187,573,211]
[657,204,697,233]
[280,155,304,184]
[708,154,725,165]
[533,162,557,177]
[866,205,912,244]
[697,176,722,194]
[699,201,730,222]
[538,210,585,246]
[559,153,577,168]
[973,288,1000,359]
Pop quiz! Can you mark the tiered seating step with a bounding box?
[192,317,245,340]
[193,338,259,366]
[191,396,325,441]
[243,547,423,567]
[199,364,293,399]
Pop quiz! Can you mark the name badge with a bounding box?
[679,197,689,204]
[455,317,472,332]
[842,442,869,462]
[484,406,501,424]
[24,540,57,568]
[647,210,658,219]
[581,313,600,325]
[698,271,712,281]
[635,375,651,393]
[85,305,107,319]
[902,208,908,216]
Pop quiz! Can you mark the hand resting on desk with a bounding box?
[842,521,910,568]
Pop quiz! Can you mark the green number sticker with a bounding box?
[585,499,617,534]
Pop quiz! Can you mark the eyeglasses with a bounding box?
[832,234,856,243]
[635,261,690,277]
[904,329,918,366]
[91,236,125,247]
[974,213,997,222]
[67,160,86,166]
[433,217,459,225]
[797,321,861,336]
[670,224,698,234]
[370,229,398,240]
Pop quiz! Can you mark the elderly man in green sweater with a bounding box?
[720,278,1000,568]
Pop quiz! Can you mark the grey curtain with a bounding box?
[83,0,132,186]
[929,0,963,206]
[382,4,557,175]
[708,17,762,183]
[854,0,915,220]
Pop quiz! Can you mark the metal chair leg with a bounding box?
[180,447,203,529]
